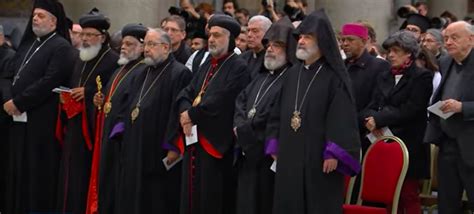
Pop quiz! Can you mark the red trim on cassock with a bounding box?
[175,134,222,158]
[86,109,105,214]
[55,102,64,146]
[199,135,222,159]
[81,99,93,151]
[175,135,185,155]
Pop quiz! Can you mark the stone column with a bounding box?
[311,0,396,44]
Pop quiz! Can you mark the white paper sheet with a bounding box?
[162,155,183,171]
[185,125,198,146]
[12,112,27,123]
[270,160,277,172]
[366,127,394,143]
[427,101,455,120]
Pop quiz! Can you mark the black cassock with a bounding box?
[234,65,290,214]
[267,60,360,214]
[112,56,191,213]
[240,49,265,80]
[97,58,147,213]
[173,42,193,65]
[176,53,249,214]
[57,45,118,214]
[0,43,15,211]
[4,32,75,213]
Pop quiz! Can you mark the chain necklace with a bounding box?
[192,53,235,107]
[13,32,57,85]
[247,67,288,119]
[131,61,171,123]
[104,60,143,115]
[291,64,323,132]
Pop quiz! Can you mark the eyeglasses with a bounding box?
[163,27,183,33]
[80,32,102,38]
[144,41,167,48]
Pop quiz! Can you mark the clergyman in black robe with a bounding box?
[0,23,15,212]
[234,16,297,214]
[2,1,75,213]
[86,23,148,214]
[56,8,119,214]
[176,15,249,214]
[110,28,191,214]
[240,15,272,80]
[266,9,361,214]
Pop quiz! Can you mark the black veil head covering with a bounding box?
[262,16,298,66]
[294,9,353,100]
[21,0,71,44]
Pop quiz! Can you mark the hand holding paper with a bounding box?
[428,100,456,120]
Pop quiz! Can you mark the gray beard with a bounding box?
[144,56,165,66]
[117,52,141,65]
[296,45,319,61]
[264,53,287,71]
[79,44,102,61]
[32,26,52,37]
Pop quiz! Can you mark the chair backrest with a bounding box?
[344,175,356,204]
[357,136,409,212]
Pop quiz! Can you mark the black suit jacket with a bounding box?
[424,50,474,167]
[362,63,433,178]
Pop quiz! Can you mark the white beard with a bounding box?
[117,57,130,65]
[118,50,142,65]
[79,44,102,61]
[264,52,287,71]
[296,44,319,61]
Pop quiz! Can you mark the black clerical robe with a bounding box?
[174,41,193,65]
[57,45,118,214]
[234,65,290,214]
[0,43,15,211]
[241,49,265,80]
[92,58,146,213]
[176,52,249,214]
[4,32,75,214]
[267,60,361,214]
[112,56,191,214]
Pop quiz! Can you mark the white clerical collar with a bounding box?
[304,64,310,69]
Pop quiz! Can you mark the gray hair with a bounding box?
[248,15,272,32]
[426,28,443,44]
[0,25,3,35]
[383,30,420,58]
[150,28,172,47]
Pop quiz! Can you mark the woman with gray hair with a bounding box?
[361,30,433,214]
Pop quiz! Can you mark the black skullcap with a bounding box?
[400,14,431,33]
[79,8,110,33]
[208,14,241,38]
[121,23,148,43]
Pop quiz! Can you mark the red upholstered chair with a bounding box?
[343,136,409,214]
